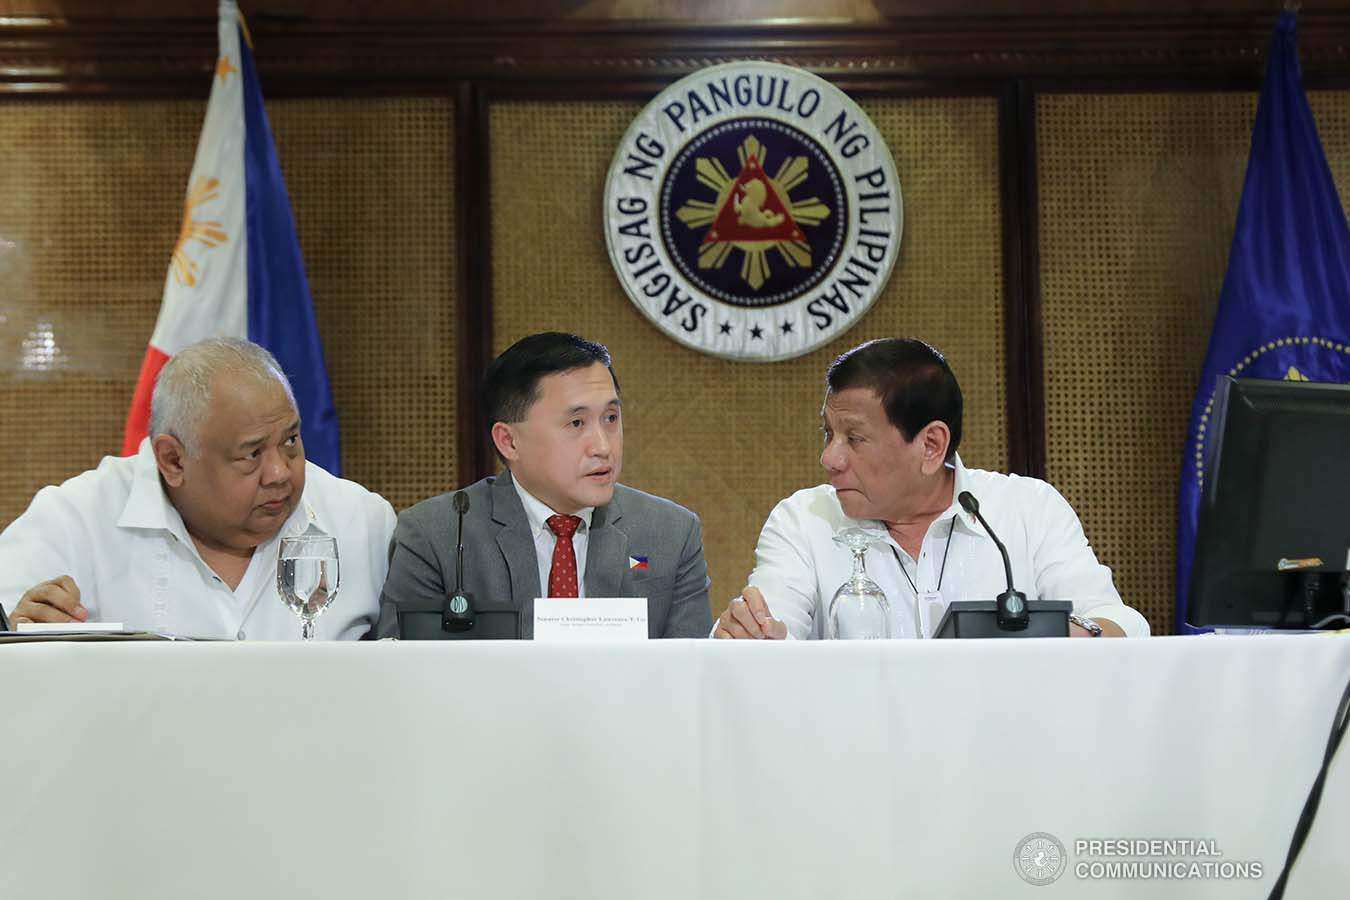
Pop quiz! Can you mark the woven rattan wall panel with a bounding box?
[0,96,455,530]
[1037,90,1350,635]
[489,97,1006,615]
[270,97,457,510]
[0,100,197,528]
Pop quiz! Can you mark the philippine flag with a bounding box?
[628,556,649,570]
[120,0,340,474]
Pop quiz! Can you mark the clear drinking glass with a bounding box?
[277,523,340,641]
[828,528,891,640]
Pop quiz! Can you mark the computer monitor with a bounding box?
[1187,376,1350,629]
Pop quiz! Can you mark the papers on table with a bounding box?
[0,623,196,643]
[16,622,127,634]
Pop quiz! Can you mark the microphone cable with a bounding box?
[1267,670,1350,899]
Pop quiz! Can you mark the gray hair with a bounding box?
[149,338,296,456]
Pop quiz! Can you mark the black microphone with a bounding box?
[442,490,476,633]
[957,490,1029,631]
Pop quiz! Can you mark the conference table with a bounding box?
[3,635,1348,899]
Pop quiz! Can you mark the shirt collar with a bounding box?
[117,438,320,544]
[511,475,594,537]
[117,438,187,536]
[945,453,983,534]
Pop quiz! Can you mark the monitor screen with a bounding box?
[1187,376,1350,628]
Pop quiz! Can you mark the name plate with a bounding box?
[533,597,648,642]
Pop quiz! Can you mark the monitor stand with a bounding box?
[1284,571,1350,630]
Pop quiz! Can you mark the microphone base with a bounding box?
[442,590,476,633]
[934,599,1071,639]
[996,590,1029,631]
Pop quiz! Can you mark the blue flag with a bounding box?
[1175,9,1350,630]
[238,20,341,475]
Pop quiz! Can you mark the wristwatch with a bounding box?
[1068,613,1103,637]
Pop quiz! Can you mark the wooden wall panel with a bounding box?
[1037,90,1350,634]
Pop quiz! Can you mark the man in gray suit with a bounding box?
[375,332,712,639]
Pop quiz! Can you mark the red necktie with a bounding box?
[546,514,583,598]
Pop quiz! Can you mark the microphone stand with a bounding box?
[958,491,1029,631]
[442,491,476,633]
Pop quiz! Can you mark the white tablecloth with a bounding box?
[3,636,1348,899]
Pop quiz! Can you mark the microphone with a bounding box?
[442,490,476,633]
[957,490,1029,631]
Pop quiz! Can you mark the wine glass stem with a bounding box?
[853,548,868,579]
[302,618,315,641]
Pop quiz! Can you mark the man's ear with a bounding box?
[152,434,189,488]
[918,421,952,476]
[490,422,520,464]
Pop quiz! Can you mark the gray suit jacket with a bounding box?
[374,472,712,639]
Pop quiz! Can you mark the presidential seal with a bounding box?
[1014,832,1067,886]
[604,61,902,361]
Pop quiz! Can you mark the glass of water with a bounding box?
[828,527,891,640]
[277,524,340,641]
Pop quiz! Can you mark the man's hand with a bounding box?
[713,586,787,640]
[10,576,87,625]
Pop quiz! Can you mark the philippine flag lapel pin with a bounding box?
[628,555,649,570]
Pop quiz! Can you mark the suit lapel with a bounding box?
[585,489,628,598]
[491,472,542,635]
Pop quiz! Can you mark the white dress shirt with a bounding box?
[0,440,396,640]
[747,454,1150,639]
[512,478,594,598]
